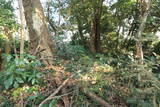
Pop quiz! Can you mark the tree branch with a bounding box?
[38,74,74,107]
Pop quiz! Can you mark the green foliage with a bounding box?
[153,41,160,55]
[112,60,160,106]
[64,55,94,73]
[71,52,160,106]
[12,85,40,100]
[0,0,18,52]
[0,54,43,89]
[0,34,7,48]
[0,95,14,107]
[26,93,59,107]
[0,101,13,107]
[48,99,59,107]
[1,0,160,106]
[54,36,88,60]
[0,0,17,30]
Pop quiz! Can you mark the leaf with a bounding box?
[41,104,49,107]
[23,58,29,64]
[4,75,14,89]
[6,55,12,62]
[158,74,160,79]
[15,77,24,83]
[127,98,137,104]
[49,99,58,107]
[36,73,42,78]
[32,78,36,85]
[28,76,33,82]
[27,95,38,101]
[13,81,19,88]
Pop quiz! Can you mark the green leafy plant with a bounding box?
[0,54,43,89]
[54,36,88,60]
[0,95,14,107]
[114,61,160,107]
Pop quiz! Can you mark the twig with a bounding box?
[38,74,74,107]
[45,91,73,101]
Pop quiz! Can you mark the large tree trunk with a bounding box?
[22,0,54,65]
[135,0,151,64]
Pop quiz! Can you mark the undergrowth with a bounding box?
[0,44,160,106]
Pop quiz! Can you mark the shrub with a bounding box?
[114,61,160,107]
[0,54,43,90]
[54,36,88,60]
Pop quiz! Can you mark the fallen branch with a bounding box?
[55,71,70,107]
[38,74,74,107]
[45,91,73,101]
[82,88,112,107]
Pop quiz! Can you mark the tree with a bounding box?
[91,0,104,53]
[135,0,152,64]
[62,0,105,53]
[18,0,25,57]
[22,0,54,65]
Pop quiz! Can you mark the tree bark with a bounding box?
[22,0,54,65]
[18,0,25,57]
[91,0,104,53]
[76,16,86,46]
[0,48,2,71]
[135,0,151,64]
[3,27,12,54]
[47,0,57,34]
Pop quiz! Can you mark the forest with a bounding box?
[0,0,160,106]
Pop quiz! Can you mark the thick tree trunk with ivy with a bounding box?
[135,0,151,64]
[22,0,54,65]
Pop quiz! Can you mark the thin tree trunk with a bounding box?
[13,39,18,59]
[18,0,25,57]
[93,16,101,53]
[76,16,86,45]
[135,0,151,64]
[22,0,54,65]
[56,0,61,27]
[47,0,57,34]
[116,25,121,50]
[0,48,2,71]
[92,0,104,53]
